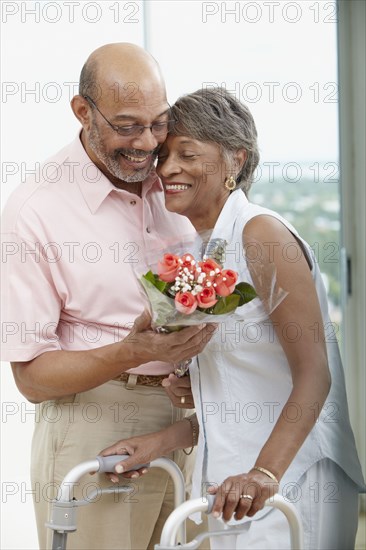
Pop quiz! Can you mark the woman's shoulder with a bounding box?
[238,205,315,270]
[240,205,299,243]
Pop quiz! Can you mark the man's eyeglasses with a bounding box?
[84,95,175,138]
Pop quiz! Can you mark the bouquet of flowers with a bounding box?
[136,236,287,376]
[137,239,257,376]
[141,252,257,325]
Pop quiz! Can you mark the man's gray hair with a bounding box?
[170,87,259,195]
[79,59,98,98]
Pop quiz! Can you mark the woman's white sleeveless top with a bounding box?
[190,190,365,522]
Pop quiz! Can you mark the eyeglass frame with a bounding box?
[83,95,175,138]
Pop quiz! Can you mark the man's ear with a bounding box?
[71,95,92,130]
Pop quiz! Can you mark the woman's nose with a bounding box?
[157,155,181,177]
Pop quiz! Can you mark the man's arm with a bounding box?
[11,311,213,403]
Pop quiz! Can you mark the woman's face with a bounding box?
[156,135,230,231]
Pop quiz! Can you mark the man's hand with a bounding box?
[162,373,194,408]
[123,311,216,365]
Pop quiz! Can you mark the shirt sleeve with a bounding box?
[1,230,62,362]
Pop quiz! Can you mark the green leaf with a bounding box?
[212,294,240,315]
[234,282,257,306]
[142,271,167,293]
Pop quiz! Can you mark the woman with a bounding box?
[101,88,365,549]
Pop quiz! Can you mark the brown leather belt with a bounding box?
[114,372,167,387]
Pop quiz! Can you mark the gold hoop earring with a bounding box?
[224,176,236,191]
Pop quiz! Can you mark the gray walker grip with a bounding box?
[205,494,216,514]
[96,454,149,473]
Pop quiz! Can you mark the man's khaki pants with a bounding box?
[31,379,209,549]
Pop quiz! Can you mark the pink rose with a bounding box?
[196,258,222,282]
[175,292,198,315]
[157,254,180,282]
[196,287,218,309]
[215,269,238,297]
[180,253,196,274]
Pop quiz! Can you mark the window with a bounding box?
[146,0,341,331]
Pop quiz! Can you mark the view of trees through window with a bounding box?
[251,162,341,320]
[148,0,341,337]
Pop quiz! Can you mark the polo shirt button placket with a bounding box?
[130,200,136,206]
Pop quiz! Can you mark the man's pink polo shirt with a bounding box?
[1,135,194,374]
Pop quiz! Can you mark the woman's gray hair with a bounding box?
[170,87,259,195]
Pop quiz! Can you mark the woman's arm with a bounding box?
[246,215,331,479]
[99,414,199,480]
[210,215,331,521]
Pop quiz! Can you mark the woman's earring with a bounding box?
[224,176,236,191]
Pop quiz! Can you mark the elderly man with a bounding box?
[1,43,212,549]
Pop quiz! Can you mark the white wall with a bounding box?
[338,0,366,509]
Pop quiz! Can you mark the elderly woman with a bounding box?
[101,88,365,549]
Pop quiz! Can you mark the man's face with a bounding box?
[85,91,171,183]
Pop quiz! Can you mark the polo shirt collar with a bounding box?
[70,134,161,214]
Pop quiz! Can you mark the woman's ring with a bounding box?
[180,396,186,404]
[240,494,253,501]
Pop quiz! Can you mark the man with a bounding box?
[1,43,212,549]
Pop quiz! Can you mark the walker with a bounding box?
[46,455,304,550]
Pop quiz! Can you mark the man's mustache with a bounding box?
[116,147,159,157]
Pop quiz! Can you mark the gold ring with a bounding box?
[240,494,253,501]
[180,396,186,404]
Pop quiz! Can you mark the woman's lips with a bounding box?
[164,183,192,193]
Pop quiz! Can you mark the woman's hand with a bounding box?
[98,432,167,482]
[98,418,192,482]
[162,373,195,408]
[207,469,279,522]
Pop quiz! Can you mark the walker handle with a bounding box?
[96,455,149,473]
[205,494,216,514]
